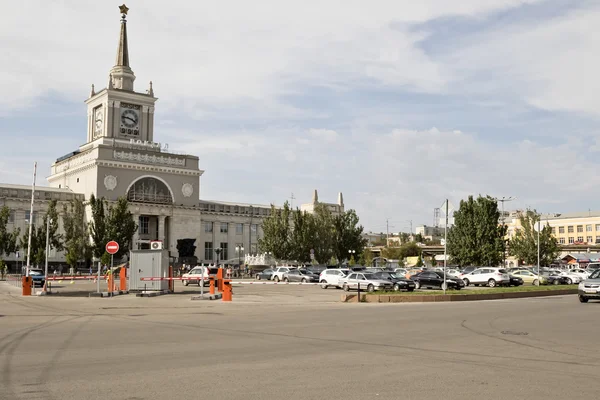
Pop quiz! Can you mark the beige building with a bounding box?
[300,190,344,216]
[0,8,346,268]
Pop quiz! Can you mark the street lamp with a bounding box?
[44,217,53,293]
[494,196,516,267]
[348,249,355,266]
[214,248,222,267]
[236,245,244,268]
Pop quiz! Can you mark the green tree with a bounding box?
[359,248,374,266]
[310,204,334,264]
[63,198,89,269]
[381,246,403,260]
[399,232,410,244]
[288,209,316,263]
[0,206,20,265]
[332,210,368,264]
[258,202,292,260]
[399,242,422,258]
[105,197,137,260]
[20,225,43,266]
[89,194,109,260]
[447,195,506,266]
[415,256,424,268]
[414,233,424,243]
[509,209,559,267]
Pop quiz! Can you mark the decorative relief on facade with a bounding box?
[182,183,193,198]
[104,175,117,191]
[113,150,185,166]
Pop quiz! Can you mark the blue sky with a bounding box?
[1,0,599,233]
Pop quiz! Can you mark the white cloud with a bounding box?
[308,128,338,143]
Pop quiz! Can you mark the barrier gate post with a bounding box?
[168,266,174,293]
[120,267,127,291]
[22,276,32,296]
[222,280,232,302]
[217,268,224,293]
[209,276,215,294]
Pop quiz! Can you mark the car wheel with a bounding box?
[393,284,400,292]
[301,278,307,283]
[274,276,280,282]
[256,275,261,280]
[454,286,461,290]
[441,282,448,291]
[367,284,375,293]
[488,279,496,288]
[532,279,539,286]
[320,280,328,289]
[553,279,559,285]
[567,278,572,285]
[407,288,415,292]
[183,280,188,286]
[579,295,589,303]
[463,279,470,286]
[343,283,349,292]
[283,277,289,282]
[414,281,421,290]
[198,280,202,287]
[474,284,479,287]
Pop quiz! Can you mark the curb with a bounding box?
[136,290,171,298]
[89,290,129,298]
[191,293,222,301]
[341,289,578,303]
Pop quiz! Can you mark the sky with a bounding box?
[1,0,599,234]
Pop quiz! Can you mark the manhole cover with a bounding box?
[501,330,528,336]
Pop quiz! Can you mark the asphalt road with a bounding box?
[1,282,599,400]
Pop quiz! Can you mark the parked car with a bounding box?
[394,268,408,276]
[460,266,480,275]
[342,272,393,293]
[578,269,600,303]
[409,271,465,290]
[510,269,548,285]
[272,267,295,282]
[556,271,582,284]
[369,271,416,292]
[547,274,570,285]
[460,268,510,287]
[28,268,46,287]
[182,266,212,287]
[306,265,327,275]
[501,275,524,287]
[283,269,319,283]
[319,268,352,289]
[255,268,276,280]
[569,268,590,280]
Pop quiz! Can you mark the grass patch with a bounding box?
[372,285,578,296]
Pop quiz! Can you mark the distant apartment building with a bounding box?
[415,225,445,241]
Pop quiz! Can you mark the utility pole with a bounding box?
[289,193,296,209]
[495,196,516,267]
[443,199,448,295]
[386,219,390,246]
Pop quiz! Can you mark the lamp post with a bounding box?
[348,249,355,266]
[494,196,516,267]
[236,245,244,269]
[537,214,541,285]
[44,216,52,292]
[214,248,222,268]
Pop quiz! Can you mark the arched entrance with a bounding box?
[126,176,174,204]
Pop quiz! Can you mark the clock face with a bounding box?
[120,108,139,135]
[94,108,103,136]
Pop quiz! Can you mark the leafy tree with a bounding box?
[509,209,559,267]
[105,197,137,260]
[63,198,89,269]
[0,206,20,264]
[414,233,424,243]
[399,242,422,258]
[310,204,334,264]
[288,209,316,263]
[382,246,403,260]
[359,249,374,267]
[415,256,424,269]
[89,194,108,260]
[399,232,410,244]
[332,210,368,264]
[258,202,292,260]
[447,195,506,266]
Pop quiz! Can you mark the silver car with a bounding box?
[578,269,600,303]
[342,272,393,293]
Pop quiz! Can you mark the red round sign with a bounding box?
[106,241,119,255]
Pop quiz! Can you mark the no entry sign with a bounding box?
[106,241,119,255]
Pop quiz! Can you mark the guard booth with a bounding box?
[128,250,170,291]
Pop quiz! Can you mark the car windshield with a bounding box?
[498,269,508,273]
[590,270,600,279]
[29,270,43,275]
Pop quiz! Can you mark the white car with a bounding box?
[272,267,295,282]
[570,269,590,280]
[558,271,582,284]
[182,266,210,287]
[319,268,352,289]
[460,268,509,287]
[342,272,393,292]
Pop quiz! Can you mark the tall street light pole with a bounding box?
[236,245,244,269]
[495,196,516,267]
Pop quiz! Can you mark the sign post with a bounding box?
[105,241,119,295]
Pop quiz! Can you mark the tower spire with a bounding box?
[109,4,136,91]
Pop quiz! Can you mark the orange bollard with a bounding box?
[120,267,127,291]
[209,277,215,294]
[217,268,224,293]
[22,276,32,296]
[222,280,232,302]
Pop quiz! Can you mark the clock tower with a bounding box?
[84,4,157,144]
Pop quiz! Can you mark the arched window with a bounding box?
[127,177,173,204]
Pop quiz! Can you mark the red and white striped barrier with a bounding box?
[140,277,209,281]
[46,276,107,281]
[228,281,321,285]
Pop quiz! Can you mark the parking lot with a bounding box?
[1,279,599,400]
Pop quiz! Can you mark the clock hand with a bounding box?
[125,116,136,123]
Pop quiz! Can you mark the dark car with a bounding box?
[255,268,275,280]
[369,271,416,292]
[283,269,319,283]
[28,269,46,287]
[306,265,327,275]
[409,271,465,290]
[546,274,570,285]
[502,275,524,287]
